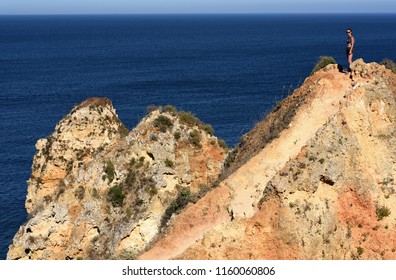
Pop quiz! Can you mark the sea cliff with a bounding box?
[8,59,396,259]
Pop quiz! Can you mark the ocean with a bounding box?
[0,13,395,259]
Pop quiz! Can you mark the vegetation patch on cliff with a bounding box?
[311,56,337,74]
[160,187,196,229]
[380,59,396,74]
[108,186,125,207]
[148,105,227,150]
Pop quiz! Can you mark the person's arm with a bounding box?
[350,36,355,54]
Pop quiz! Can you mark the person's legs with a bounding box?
[345,48,351,73]
[347,49,353,71]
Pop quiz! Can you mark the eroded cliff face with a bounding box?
[9,59,396,260]
[139,59,396,260]
[7,100,226,260]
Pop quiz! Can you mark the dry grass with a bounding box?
[219,78,312,181]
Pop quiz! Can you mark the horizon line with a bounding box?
[1,12,396,16]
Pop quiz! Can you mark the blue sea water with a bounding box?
[0,14,395,259]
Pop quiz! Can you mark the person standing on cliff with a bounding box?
[346,28,355,72]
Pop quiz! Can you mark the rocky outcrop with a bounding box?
[139,59,396,260]
[26,98,127,215]
[8,59,396,260]
[7,101,226,260]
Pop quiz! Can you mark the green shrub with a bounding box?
[380,58,396,74]
[189,129,201,147]
[148,186,158,197]
[125,207,133,221]
[202,124,214,136]
[124,170,136,187]
[135,199,144,207]
[161,187,195,228]
[129,157,136,167]
[119,125,129,138]
[165,158,174,168]
[104,160,115,183]
[92,188,100,199]
[174,131,181,140]
[164,105,178,115]
[135,156,145,168]
[311,56,337,74]
[142,177,157,197]
[376,205,391,220]
[153,115,173,133]
[108,186,125,207]
[196,184,210,200]
[223,153,236,169]
[217,138,228,150]
[178,111,200,127]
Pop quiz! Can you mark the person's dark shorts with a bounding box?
[346,47,354,56]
